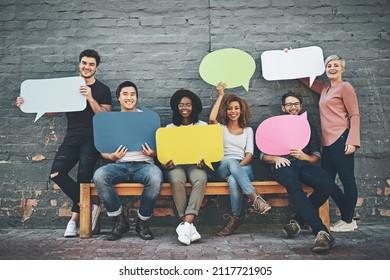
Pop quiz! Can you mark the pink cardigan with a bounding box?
[304,79,360,147]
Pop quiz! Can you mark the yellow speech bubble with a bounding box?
[199,48,256,92]
[156,125,224,170]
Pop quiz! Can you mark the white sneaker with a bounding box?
[330,220,355,232]
[176,222,191,245]
[190,223,201,242]
[64,220,77,237]
[91,204,101,231]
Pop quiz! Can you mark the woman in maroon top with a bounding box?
[301,54,360,232]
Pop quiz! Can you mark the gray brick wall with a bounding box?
[1,0,389,228]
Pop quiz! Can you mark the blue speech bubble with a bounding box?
[93,107,161,153]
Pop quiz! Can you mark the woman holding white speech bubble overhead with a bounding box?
[290,49,361,232]
[163,89,208,245]
[209,82,271,236]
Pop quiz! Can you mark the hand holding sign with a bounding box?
[261,46,325,87]
[256,112,311,156]
[199,48,256,92]
[93,109,161,153]
[156,125,224,170]
[20,77,86,121]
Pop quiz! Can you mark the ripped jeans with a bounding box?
[50,134,99,213]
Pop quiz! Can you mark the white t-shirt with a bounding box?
[166,120,207,127]
[221,124,254,161]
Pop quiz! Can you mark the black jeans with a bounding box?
[50,134,99,213]
[321,129,358,223]
[271,160,337,235]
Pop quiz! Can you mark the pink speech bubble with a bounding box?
[256,112,311,156]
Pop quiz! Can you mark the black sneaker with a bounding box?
[312,231,336,253]
[282,220,301,238]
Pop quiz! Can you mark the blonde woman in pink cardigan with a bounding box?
[300,54,360,232]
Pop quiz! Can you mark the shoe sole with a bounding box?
[330,226,355,232]
[136,229,153,240]
[190,236,201,242]
[64,233,77,238]
[260,206,272,215]
[137,234,153,240]
[312,245,330,253]
[312,241,335,253]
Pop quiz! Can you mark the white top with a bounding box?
[117,151,153,164]
[166,120,207,127]
[221,125,254,161]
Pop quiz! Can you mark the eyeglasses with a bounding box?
[178,103,192,109]
[284,102,301,108]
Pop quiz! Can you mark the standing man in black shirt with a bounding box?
[16,49,112,237]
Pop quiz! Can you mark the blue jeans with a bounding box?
[217,158,255,216]
[50,135,99,213]
[271,160,337,235]
[321,129,358,223]
[93,162,162,217]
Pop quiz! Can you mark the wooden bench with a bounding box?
[79,181,330,238]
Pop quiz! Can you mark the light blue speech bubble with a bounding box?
[93,108,161,153]
[199,48,256,92]
[20,76,86,122]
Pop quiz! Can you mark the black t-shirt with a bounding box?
[65,79,112,136]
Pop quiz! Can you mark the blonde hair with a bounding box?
[325,55,345,68]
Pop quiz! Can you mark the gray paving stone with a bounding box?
[0,224,389,260]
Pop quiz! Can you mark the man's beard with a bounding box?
[80,70,96,79]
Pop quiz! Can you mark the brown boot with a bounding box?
[217,214,241,236]
[249,191,271,214]
[106,207,130,241]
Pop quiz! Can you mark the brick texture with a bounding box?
[0,0,389,228]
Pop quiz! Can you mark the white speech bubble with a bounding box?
[261,46,325,87]
[20,76,86,121]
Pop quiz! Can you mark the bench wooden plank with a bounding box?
[79,181,330,238]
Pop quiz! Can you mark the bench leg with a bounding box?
[319,200,330,231]
[79,183,92,238]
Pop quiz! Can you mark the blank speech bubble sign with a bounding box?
[93,109,161,153]
[256,112,311,156]
[20,76,86,122]
[156,124,224,170]
[261,46,325,87]
[199,48,256,92]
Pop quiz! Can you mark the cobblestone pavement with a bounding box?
[0,223,389,260]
